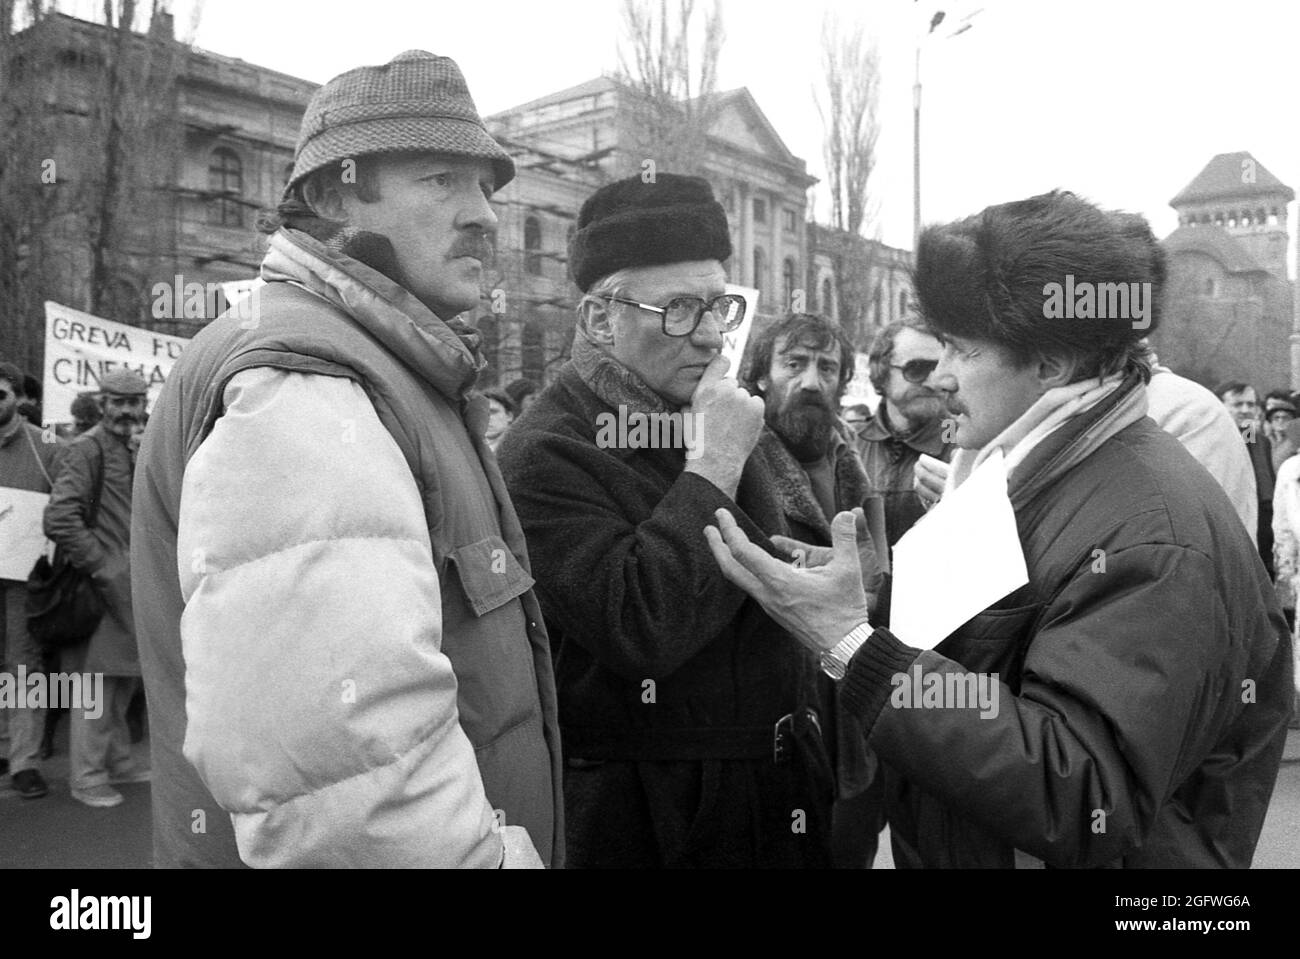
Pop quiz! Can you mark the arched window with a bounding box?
[753,247,767,298]
[208,147,244,227]
[524,216,543,276]
[782,258,797,312]
[872,288,882,324]
[899,290,909,317]
[821,278,834,318]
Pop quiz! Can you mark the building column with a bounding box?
[1294,221,1300,390]
[740,183,754,288]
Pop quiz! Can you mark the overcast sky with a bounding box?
[65,0,1300,272]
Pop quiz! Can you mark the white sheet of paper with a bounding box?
[888,449,1029,650]
[0,487,51,581]
[719,284,758,371]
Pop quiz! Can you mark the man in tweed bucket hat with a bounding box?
[132,52,563,868]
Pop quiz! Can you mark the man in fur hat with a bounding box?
[498,173,866,868]
[132,52,561,868]
[706,191,1292,868]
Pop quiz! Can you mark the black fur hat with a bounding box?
[568,173,732,292]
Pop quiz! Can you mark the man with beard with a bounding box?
[859,320,955,548]
[44,369,151,808]
[499,174,845,868]
[739,313,886,868]
[740,314,883,602]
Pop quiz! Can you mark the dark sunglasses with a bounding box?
[891,359,938,384]
[597,293,747,337]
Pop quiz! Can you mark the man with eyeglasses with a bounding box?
[498,173,836,868]
[859,319,956,549]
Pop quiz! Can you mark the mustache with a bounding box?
[790,393,835,411]
[448,233,496,266]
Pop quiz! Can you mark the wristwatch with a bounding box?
[819,621,873,680]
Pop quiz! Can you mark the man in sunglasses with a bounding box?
[498,173,836,868]
[859,320,955,548]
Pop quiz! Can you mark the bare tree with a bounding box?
[0,1,186,373]
[616,0,726,178]
[813,11,882,344]
[87,0,183,318]
[0,0,61,372]
[814,11,880,236]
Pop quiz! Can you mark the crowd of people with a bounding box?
[1,366,149,807]
[1,49,1296,869]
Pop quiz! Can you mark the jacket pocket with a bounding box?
[447,535,535,618]
[938,602,1041,686]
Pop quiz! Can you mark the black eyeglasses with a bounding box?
[891,359,938,383]
[597,293,747,337]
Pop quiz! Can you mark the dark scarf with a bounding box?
[570,333,676,415]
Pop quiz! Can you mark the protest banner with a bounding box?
[42,301,189,426]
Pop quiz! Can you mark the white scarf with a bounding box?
[945,375,1127,494]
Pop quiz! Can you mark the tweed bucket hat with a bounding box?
[285,50,514,199]
[99,369,149,395]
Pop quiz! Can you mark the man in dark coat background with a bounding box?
[738,312,888,868]
[44,369,151,810]
[858,318,955,549]
[498,173,838,867]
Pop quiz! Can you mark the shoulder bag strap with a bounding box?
[22,424,55,490]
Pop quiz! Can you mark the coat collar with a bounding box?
[862,402,951,457]
[260,228,485,401]
[752,422,872,541]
